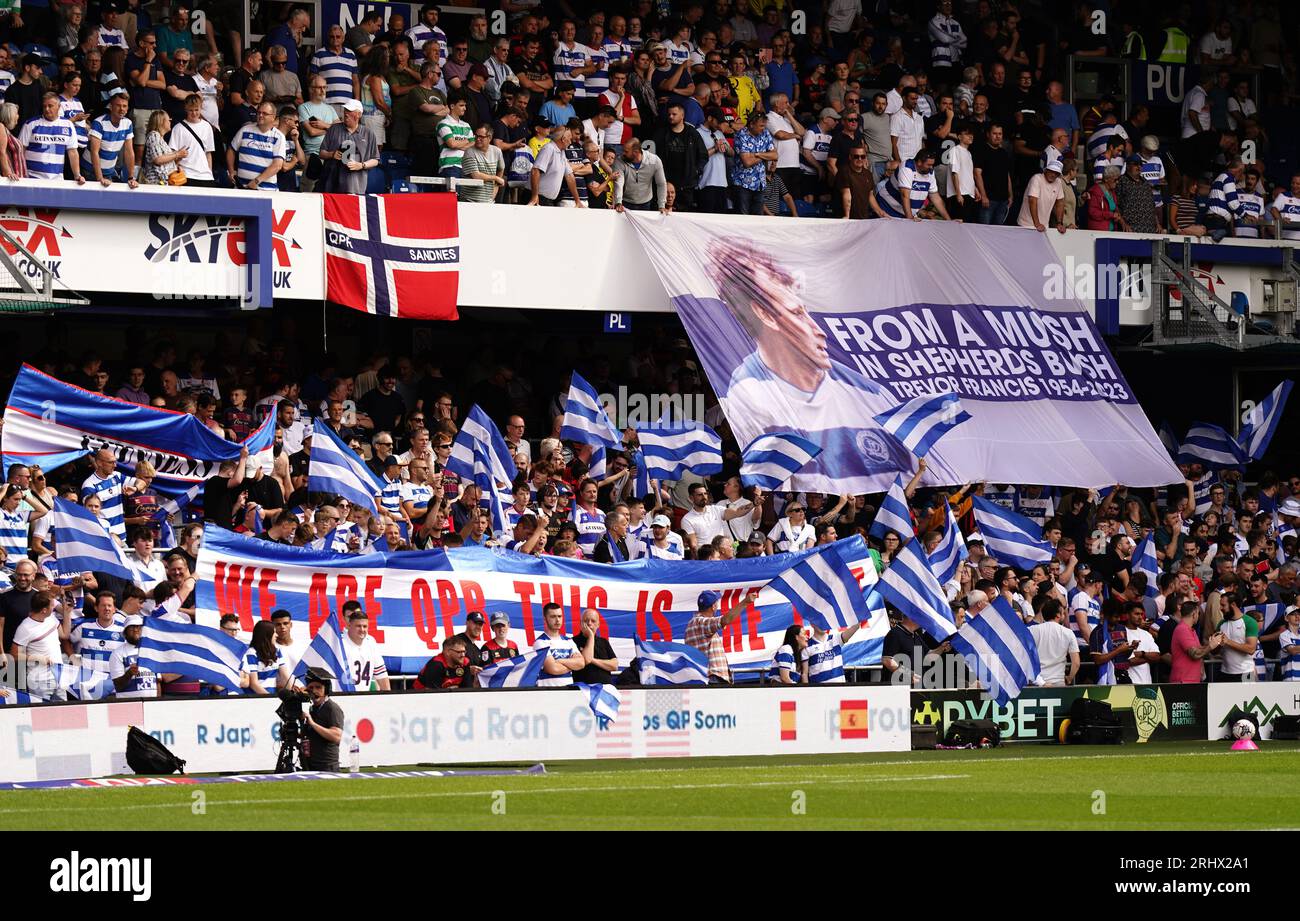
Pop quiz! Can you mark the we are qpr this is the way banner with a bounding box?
[195,528,885,675]
[627,215,1183,493]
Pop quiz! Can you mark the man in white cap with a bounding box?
[642,513,685,559]
[318,98,379,194]
[109,615,159,699]
[1016,158,1071,233]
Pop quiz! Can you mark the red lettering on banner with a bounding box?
[364,575,384,641]
[650,590,673,641]
[747,600,766,650]
[256,569,279,623]
[307,572,332,634]
[720,588,744,652]
[568,584,583,634]
[0,210,62,256]
[514,581,538,646]
[635,589,649,639]
[225,210,295,267]
[335,574,358,615]
[411,579,439,650]
[460,580,484,617]
[212,562,256,631]
[586,586,609,635]
[435,579,459,638]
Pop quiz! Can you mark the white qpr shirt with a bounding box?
[109,642,157,698]
[768,517,816,553]
[534,631,579,686]
[342,634,387,689]
[642,533,685,559]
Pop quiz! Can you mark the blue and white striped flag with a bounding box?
[309,419,385,514]
[767,544,870,632]
[630,448,653,500]
[928,500,968,585]
[739,432,823,490]
[292,615,358,692]
[877,537,956,639]
[472,437,511,536]
[872,393,972,457]
[970,496,1053,570]
[1178,423,1247,469]
[638,415,723,481]
[243,409,277,472]
[1132,532,1159,597]
[588,443,607,480]
[138,617,247,689]
[50,662,114,700]
[948,596,1041,706]
[448,404,517,487]
[635,636,709,685]
[153,482,202,548]
[868,473,912,541]
[560,371,621,448]
[578,682,622,723]
[1239,380,1293,461]
[0,689,33,705]
[477,650,546,688]
[50,497,136,581]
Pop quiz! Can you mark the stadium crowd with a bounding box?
[0,339,1296,701]
[1,1,1300,230]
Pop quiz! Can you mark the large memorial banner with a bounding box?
[195,528,886,675]
[628,215,1183,492]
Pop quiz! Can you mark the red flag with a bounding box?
[323,193,459,320]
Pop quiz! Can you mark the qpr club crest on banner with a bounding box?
[323,193,460,320]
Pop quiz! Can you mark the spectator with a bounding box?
[460,123,505,202]
[871,149,953,221]
[767,624,807,684]
[1217,598,1259,682]
[1204,159,1245,241]
[0,101,22,179]
[535,601,585,687]
[154,5,192,70]
[484,39,517,104]
[806,615,864,684]
[946,121,977,222]
[227,101,284,190]
[767,500,815,554]
[344,9,382,57]
[169,93,213,186]
[973,122,1012,224]
[685,588,759,684]
[7,53,46,127]
[530,122,582,206]
[1171,601,1221,682]
[359,45,391,147]
[310,24,359,111]
[243,620,291,695]
[1124,601,1162,684]
[1117,156,1161,233]
[572,607,618,683]
[317,98,379,194]
[836,143,875,219]
[643,513,685,559]
[260,44,302,107]
[9,591,66,702]
[654,98,707,210]
[1235,168,1267,238]
[1030,598,1080,686]
[435,88,472,178]
[889,85,925,165]
[19,91,85,180]
[193,54,221,128]
[613,136,665,211]
[1016,160,1069,233]
[80,87,133,185]
[415,634,473,689]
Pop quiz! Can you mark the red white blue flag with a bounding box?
[323,193,459,320]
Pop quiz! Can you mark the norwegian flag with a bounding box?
[323,193,460,320]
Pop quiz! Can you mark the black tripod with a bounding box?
[275,716,305,773]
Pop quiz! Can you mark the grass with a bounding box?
[2,741,1298,830]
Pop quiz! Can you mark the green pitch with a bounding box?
[2,742,1298,830]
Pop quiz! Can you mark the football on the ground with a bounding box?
[1232,719,1257,741]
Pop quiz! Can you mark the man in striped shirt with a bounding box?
[309,25,359,110]
[407,3,448,67]
[871,150,952,220]
[72,591,126,673]
[436,90,473,178]
[1205,158,1244,241]
[227,102,286,191]
[19,92,84,183]
[80,449,126,541]
[84,90,137,186]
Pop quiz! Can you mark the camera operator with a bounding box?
[301,669,345,771]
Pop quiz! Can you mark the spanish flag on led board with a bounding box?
[840,700,869,739]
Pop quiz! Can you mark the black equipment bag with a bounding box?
[1064,697,1123,744]
[912,723,940,750]
[1270,715,1300,740]
[943,719,1001,748]
[125,725,187,775]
